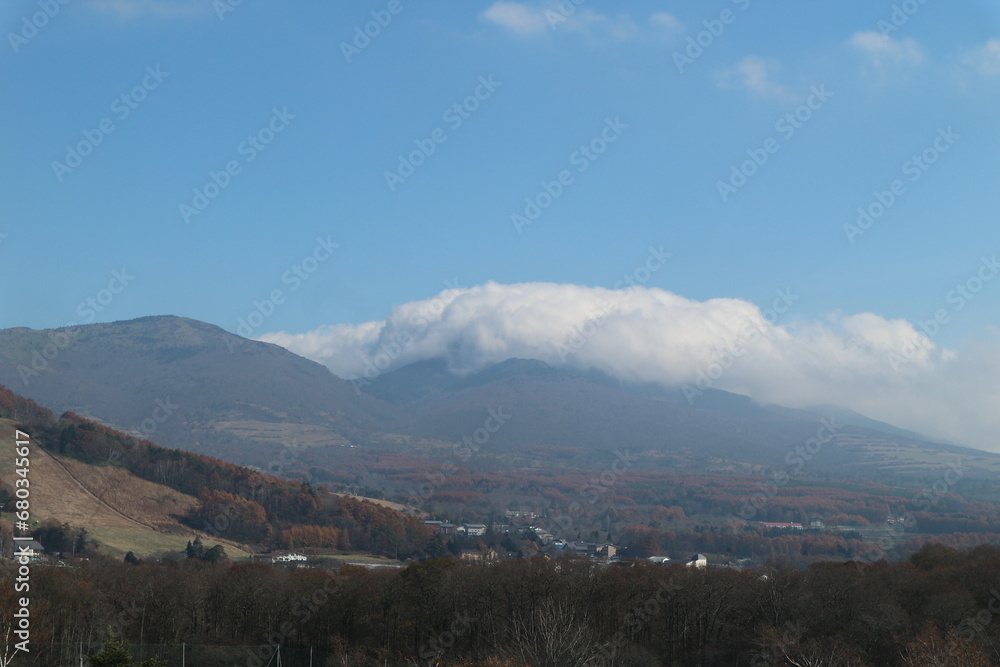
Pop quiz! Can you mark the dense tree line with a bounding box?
[0,386,56,432]
[3,544,1000,665]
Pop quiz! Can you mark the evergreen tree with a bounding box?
[185,536,205,559]
[88,631,166,667]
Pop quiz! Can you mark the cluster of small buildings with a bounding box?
[647,553,707,568]
[653,554,754,570]
[512,526,554,543]
[758,518,826,530]
[423,521,487,536]
[459,548,499,562]
[251,551,308,564]
[563,541,618,561]
[424,518,627,563]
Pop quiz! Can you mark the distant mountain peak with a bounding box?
[0,316,393,462]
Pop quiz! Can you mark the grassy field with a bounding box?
[318,553,404,568]
[835,432,1000,475]
[320,553,399,563]
[331,492,409,512]
[86,525,250,558]
[0,419,249,558]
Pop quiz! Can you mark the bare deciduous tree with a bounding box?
[900,622,991,667]
[507,598,613,667]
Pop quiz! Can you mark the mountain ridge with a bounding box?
[2,316,997,482]
[0,315,395,463]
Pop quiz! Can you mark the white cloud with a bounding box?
[716,56,794,100]
[259,282,1000,453]
[479,2,679,43]
[565,10,639,42]
[480,2,550,36]
[87,0,210,19]
[649,12,683,39]
[964,38,1000,76]
[849,30,925,69]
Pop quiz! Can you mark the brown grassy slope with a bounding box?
[56,456,197,532]
[0,419,249,556]
[0,419,148,530]
[332,492,408,512]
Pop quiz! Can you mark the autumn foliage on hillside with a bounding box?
[0,384,55,431]
[0,383,437,558]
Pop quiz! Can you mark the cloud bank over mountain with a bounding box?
[258,282,1000,452]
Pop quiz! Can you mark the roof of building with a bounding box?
[761,522,803,527]
[12,539,45,554]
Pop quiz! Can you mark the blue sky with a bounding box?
[1,0,996,340]
[4,0,1000,447]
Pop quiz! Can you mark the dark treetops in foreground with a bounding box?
[1,543,1000,666]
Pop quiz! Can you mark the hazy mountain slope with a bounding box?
[804,404,934,443]
[368,358,1000,477]
[0,316,393,464]
[370,358,832,464]
[361,357,458,405]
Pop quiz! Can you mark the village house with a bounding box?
[11,539,46,562]
[459,548,498,563]
[686,554,708,569]
[462,524,487,536]
[760,522,803,530]
[565,542,619,561]
[531,527,554,544]
[424,520,456,536]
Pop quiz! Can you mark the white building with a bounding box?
[254,551,307,564]
[273,552,307,562]
[685,553,707,569]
